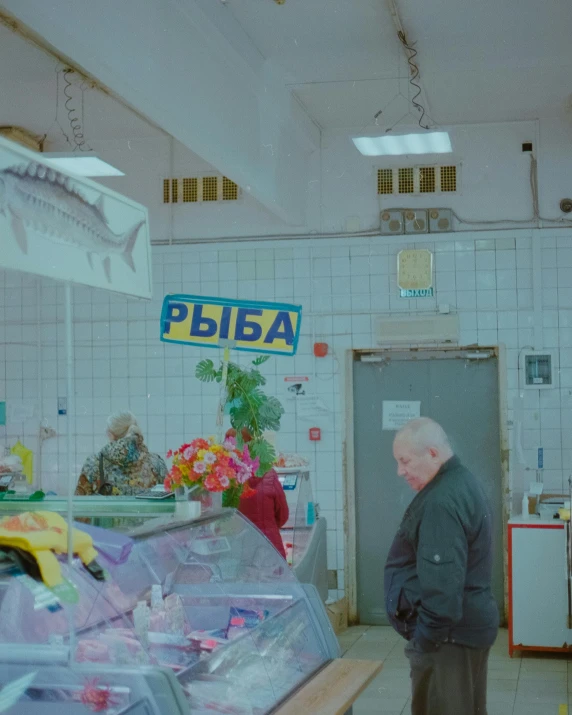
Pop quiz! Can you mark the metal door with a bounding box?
[353,349,504,625]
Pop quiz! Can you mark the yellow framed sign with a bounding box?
[160,294,302,356]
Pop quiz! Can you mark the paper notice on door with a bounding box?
[382,401,421,431]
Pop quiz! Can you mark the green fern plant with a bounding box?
[195,355,284,476]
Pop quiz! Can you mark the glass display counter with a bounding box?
[0,506,339,713]
[278,469,328,601]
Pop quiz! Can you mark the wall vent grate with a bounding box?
[398,167,414,194]
[163,175,241,204]
[420,166,436,193]
[182,177,198,203]
[202,176,218,202]
[222,176,239,201]
[376,165,459,196]
[440,165,457,192]
[377,168,393,195]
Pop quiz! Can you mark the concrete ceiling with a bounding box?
[0,23,165,142]
[226,0,572,128]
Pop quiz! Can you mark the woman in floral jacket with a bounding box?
[75,412,167,496]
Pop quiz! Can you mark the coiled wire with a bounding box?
[63,69,91,152]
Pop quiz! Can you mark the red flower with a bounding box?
[241,483,256,499]
[166,449,173,459]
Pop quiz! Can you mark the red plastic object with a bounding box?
[313,342,328,357]
[309,427,321,441]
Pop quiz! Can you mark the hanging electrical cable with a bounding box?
[62,68,92,152]
[396,30,429,130]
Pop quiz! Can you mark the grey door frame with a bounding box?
[343,344,510,625]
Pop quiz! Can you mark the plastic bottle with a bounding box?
[521,493,529,519]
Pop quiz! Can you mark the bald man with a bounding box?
[384,418,498,715]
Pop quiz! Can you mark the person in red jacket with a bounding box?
[226,428,289,559]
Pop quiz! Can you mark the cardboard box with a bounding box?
[326,597,348,635]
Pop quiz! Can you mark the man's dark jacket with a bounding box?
[384,455,499,651]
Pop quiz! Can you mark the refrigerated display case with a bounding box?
[0,506,339,713]
[278,469,328,601]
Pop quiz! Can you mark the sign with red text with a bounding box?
[160,294,302,356]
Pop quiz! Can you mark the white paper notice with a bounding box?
[382,401,421,431]
[296,395,330,421]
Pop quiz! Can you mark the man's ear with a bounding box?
[428,447,439,459]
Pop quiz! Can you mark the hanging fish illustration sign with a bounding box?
[0,136,151,299]
[0,163,143,283]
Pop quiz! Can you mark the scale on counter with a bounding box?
[278,474,298,491]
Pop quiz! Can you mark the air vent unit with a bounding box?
[429,208,452,233]
[381,210,404,235]
[404,210,428,234]
[377,165,459,196]
[163,176,240,204]
[376,314,460,345]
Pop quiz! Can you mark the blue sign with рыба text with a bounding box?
[537,447,543,469]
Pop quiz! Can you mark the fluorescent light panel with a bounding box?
[42,153,124,177]
[352,132,452,156]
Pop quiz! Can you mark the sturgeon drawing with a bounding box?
[0,162,143,283]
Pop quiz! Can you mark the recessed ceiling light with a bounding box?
[42,153,125,177]
[352,132,452,156]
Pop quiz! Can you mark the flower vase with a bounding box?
[222,487,241,509]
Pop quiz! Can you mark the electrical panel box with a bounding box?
[404,210,428,234]
[519,350,556,389]
[380,210,404,235]
[429,208,453,233]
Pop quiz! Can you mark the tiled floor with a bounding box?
[341,626,571,715]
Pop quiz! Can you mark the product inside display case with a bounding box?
[0,508,338,713]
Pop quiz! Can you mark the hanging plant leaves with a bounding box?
[229,389,266,432]
[252,355,271,367]
[195,359,218,382]
[248,438,276,476]
[258,396,284,432]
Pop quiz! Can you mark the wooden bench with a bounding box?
[274,659,383,715]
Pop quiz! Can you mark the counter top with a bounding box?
[508,517,566,526]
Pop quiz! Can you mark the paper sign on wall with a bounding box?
[160,294,302,356]
[382,401,421,431]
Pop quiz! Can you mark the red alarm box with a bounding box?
[309,427,321,441]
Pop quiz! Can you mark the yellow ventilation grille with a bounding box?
[162,176,241,204]
[377,169,393,195]
[376,165,459,196]
[440,166,457,192]
[183,178,198,203]
[222,176,239,201]
[420,166,436,193]
[203,176,218,202]
[398,168,414,194]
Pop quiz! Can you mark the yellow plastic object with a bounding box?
[558,508,571,522]
[0,511,98,588]
[11,440,34,484]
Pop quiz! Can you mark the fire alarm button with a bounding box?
[309,427,321,441]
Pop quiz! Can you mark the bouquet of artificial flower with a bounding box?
[164,436,259,507]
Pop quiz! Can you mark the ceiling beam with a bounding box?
[0,0,318,224]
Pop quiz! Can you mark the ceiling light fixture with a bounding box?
[352,132,452,157]
[41,153,125,177]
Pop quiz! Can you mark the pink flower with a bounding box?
[166,450,173,459]
[193,461,206,475]
[218,474,230,488]
[204,474,224,492]
[203,451,217,464]
[183,447,194,461]
[223,436,236,449]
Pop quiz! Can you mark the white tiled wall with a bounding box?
[1,227,571,600]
